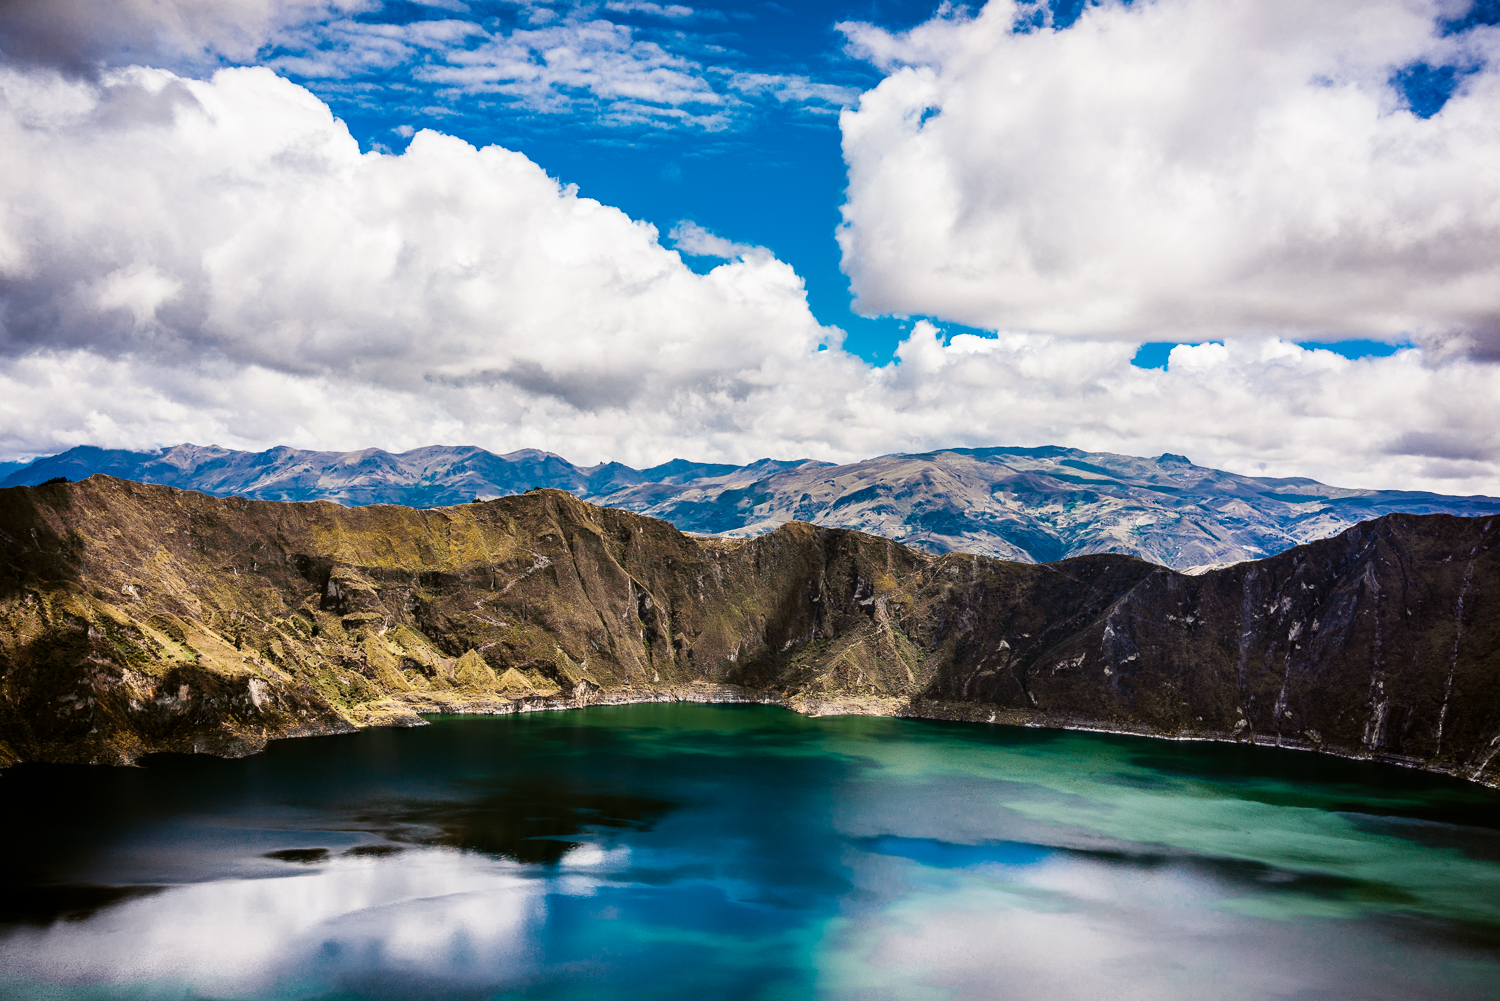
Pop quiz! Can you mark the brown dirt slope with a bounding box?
[0,477,1495,785]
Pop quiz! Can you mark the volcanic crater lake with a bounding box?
[2,704,1499,1000]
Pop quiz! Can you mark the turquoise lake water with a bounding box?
[2,703,1498,1000]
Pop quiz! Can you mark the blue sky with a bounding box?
[0,0,1497,493]
[268,0,981,362]
[259,0,1483,363]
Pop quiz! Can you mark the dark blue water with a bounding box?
[2,704,1498,1000]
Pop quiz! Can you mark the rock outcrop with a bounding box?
[1,477,1496,785]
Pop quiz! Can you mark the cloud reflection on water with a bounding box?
[2,849,547,995]
[1,706,1498,1001]
[828,845,1493,1001]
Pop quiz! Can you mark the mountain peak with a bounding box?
[3,443,1497,569]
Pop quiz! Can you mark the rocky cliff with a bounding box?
[1,477,1496,785]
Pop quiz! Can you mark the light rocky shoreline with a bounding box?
[340,683,1500,790]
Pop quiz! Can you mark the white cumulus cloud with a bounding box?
[669,221,765,260]
[837,0,1500,350]
[1,62,1498,496]
[0,65,834,406]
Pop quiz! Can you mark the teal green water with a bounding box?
[2,704,1498,1000]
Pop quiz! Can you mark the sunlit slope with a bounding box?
[1,477,1495,785]
[6,444,1498,569]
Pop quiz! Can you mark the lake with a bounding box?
[2,703,1498,1000]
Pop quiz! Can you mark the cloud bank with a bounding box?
[0,9,1497,496]
[838,0,1500,349]
[0,64,834,403]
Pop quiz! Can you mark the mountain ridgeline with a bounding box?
[6,443,1499,570]
[1,477,1496,785]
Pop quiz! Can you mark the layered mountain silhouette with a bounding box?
[5,443,1498,570]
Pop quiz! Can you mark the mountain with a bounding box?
[5,444,1498,570]
[1,478,1496,785]
[0,443,741,507]
[600,446,1500,569]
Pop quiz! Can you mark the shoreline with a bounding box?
[6,682,1492,791]
[345,683,1500,791]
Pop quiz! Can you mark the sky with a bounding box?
[0,0,1497,493]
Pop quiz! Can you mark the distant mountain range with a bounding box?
[5,443,1499,570]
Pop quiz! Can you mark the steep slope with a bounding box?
[5,444,1496,569]
[1,478,1495,785]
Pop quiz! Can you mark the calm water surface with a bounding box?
[2,704,1499,1000]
